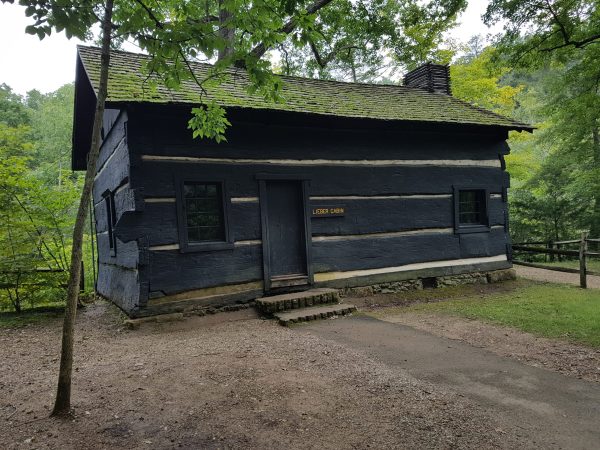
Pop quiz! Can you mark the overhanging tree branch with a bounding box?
[541,33,600,51]
[245,0,336,63]
[309,39,359,68]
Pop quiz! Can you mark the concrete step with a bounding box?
[256,288,339,314]
[274,303,357,326]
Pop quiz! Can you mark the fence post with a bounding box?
[548,240,555,262]
[579,232,588,289]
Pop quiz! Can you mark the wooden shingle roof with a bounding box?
[77,46,532,131]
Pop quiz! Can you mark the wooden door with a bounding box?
[264,181,308,288]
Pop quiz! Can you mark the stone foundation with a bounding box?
[181,301,255,317]
[436,272,488,287]
[128,268,517,319]
[340,268,516,297]
[372,278,423,294]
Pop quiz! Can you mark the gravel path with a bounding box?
[515,265,600,288]
[378,312,600,383]
[304,316,600,450]
[1,302,536,450]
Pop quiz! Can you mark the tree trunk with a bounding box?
[590,122,600,239]
[51,0,114,417]
[217,0,235,61]
[350,56,357,83]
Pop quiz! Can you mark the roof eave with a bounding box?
[72,51,98,170]
[105,99,533,133]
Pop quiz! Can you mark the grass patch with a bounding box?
[369,280,600,347]
[0,305,65,328]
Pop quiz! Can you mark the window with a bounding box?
[104,190,117,254]
[454,187,489,233]
[177,180,232,251]
[459,190,486,225]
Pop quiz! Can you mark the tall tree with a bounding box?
[52,0,114,416]
[484,0,600,237]
[28,84,75,185]
[10,0,469,416]
[532,48,600,236]
[0,83,30,127]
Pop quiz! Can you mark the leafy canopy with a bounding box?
[480,0,600,241]
[484,0,600,65]
[273,0,466,81]
[0,83,30,127]
[451,44,523,117]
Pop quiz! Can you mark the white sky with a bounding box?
[0,1,502,95]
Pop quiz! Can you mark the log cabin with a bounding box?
[72,46,532,317]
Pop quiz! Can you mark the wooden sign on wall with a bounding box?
[311,205,345,218]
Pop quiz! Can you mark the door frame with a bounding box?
[257,173,313,292]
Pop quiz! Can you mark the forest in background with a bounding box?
[452,37,600,245]
[1,0,598,313]
[0,83,96,312]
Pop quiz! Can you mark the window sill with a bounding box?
[455,225,490,234]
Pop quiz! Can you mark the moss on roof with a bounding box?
[77,46,531,131]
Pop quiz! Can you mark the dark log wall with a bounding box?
[92,110,144,313]
[119,107,512,302]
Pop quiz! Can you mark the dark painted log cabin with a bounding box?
[72,46,532,317]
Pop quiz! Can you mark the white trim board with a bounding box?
[310,194,452,200]
[145,197,176,203]
[145,197,259,204]
[141,155,501,168]
[149,239,262,251]
[231,197,260,203]
[314,254,508,282]
[146,195,452,203]
[148,226,507,249]
[312,228,453,242]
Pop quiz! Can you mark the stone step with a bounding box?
[255,288,339,314]
[274,304,357,326]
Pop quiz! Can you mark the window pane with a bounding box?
[186,227,201,242]
[183,182,225,243]
[458,190,486,226]
[206,184,217,196]
[184,183,205,197]
[197,226,222,241]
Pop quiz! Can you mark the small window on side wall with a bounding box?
[176,180,233,252]
[104,190,117,255]
[453,187,489,233]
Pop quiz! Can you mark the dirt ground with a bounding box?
[377,312,600,383]
[2,301,542,450]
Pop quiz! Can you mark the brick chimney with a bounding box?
[403,62,451,95]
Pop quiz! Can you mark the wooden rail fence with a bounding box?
[0,262,85,291]
[513,232,599,288]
